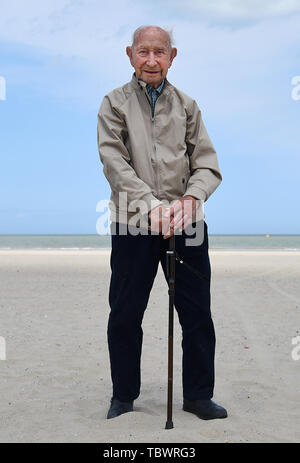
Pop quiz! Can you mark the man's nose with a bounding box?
[146,52,157,66]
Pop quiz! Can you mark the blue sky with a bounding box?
[0,0,300,234]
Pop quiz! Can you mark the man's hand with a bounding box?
[148,196,198,239]
[148,204,174,235]
[163,196,197,239]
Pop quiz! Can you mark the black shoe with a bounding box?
[107,397,134,419]
[183,398,228,420]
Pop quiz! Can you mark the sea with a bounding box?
[0,234,300,251]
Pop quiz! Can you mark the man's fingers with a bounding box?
[174,214,192,232]
[151,203,194,237]
[173,217,183,232]
[149,205,175,235]
[163,222,175,239]
[172,211,183,228]
[163,229,174,239]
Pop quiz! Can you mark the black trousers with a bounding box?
[107,221,215,402]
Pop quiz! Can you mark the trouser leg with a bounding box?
[107,224,160,402]
[160,221,215,400]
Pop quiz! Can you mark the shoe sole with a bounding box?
[182,405,228,420]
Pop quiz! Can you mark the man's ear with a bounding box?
[169,47,177,68]
[126,46,134,66]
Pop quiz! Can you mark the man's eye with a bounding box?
[138,50,147,56]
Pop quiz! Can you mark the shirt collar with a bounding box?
[146,78,165,95]
[132,72,170,96]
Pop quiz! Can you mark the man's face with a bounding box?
[126,29,177,88]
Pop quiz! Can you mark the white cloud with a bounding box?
[173,0,300,20]
[0,0,149,57]
[0,0,151,90]
[0,0,299,117]
[166,13,300,117]
[1,0,298,65]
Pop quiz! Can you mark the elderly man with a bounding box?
[97,25,227,421]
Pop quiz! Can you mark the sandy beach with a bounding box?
[0,249,299,443]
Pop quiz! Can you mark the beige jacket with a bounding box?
[97,73,222,224]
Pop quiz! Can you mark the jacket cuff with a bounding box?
[135,194,162,228]
[183,186,207,202]
[142,193,163,213]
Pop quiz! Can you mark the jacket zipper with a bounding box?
[144,89,160,196]
[144,89,155,121]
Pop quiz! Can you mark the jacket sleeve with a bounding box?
[97,95,162,213]
[184,99,222,201]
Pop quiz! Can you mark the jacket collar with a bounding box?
[131,72,171,96]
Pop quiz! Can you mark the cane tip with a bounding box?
[165,420,174,430]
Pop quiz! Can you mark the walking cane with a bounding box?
[165,233,175,429]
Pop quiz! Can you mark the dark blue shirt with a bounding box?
[146,79,165,118]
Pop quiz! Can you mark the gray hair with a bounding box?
[131,25,175,51]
